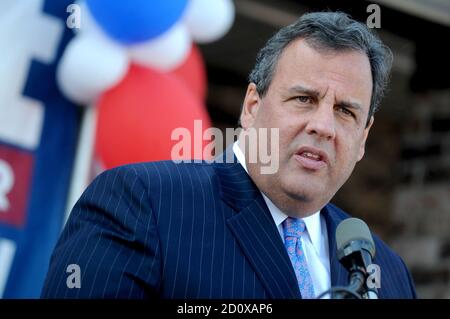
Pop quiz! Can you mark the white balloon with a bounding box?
[57,33,129,105]
[184,0,235,43]
[128,22,191,71]
[128,23,191,71]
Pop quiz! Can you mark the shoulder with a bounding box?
[92,160,218,191]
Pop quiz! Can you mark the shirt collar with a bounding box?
[232,141,323,254]
[233,140,247,171]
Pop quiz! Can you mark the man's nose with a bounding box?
[305,103,336,140]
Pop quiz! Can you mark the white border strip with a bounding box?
[64,105,97,225]
[0,238,16,298]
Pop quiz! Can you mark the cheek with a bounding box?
[256,105,277,127]
[336,134,363,166]
[258,108,296,147]
[278,125,300,155]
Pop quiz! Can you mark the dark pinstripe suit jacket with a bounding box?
[41,152,417,299]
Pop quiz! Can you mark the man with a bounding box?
[41,12,416,299]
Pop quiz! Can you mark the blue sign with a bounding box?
[0,0,79,298]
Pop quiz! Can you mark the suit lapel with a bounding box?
[226,196,300,299]
[214,149,300,299]
[321,205,349,287]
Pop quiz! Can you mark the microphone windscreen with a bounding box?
[336,218,375,258]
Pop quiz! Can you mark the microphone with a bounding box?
[335,218,378,299]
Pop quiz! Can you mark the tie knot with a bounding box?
[282,217,306,238]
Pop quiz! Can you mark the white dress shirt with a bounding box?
[232,141,331,298]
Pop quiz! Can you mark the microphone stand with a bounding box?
[318,245,379,299]
[317,273,379,299]
[323,218,379,300]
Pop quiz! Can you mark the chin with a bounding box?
[283,177,319,199]
[282,184,327,212]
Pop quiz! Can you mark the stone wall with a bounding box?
[390,90,450,298]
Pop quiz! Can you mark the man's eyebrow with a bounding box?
[336,100,363,111]
[288,85,364,111]
[287,85,321,98]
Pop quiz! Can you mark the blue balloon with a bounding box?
[86,0,189,45]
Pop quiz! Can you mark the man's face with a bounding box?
[240,39,374,216]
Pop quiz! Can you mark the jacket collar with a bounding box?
[320,205,349,288]
[213,147,301,298]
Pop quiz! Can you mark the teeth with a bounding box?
[302,152,320,160]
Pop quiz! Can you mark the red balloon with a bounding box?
[96,64,212,169]
[170,44,207,100]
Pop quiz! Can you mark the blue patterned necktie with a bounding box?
[282,217,316,299]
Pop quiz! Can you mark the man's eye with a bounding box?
[336,106,354,117]
[296,96,312,103]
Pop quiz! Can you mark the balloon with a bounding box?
[96,64,212,168]
[57,33,129,105]
[184,0,235,43]
[85,0,189,44]
[74,0,110,39]
[171,44,207,100]
[128,23,191,71]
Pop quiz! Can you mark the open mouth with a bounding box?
[299,151,323,161]
[294,147,328,170]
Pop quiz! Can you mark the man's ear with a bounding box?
[357,116,374,161]
[239,83,261,129]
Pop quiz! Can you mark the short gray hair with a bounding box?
[248,11,393,126]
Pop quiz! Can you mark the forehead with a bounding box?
[270,38,373,107]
